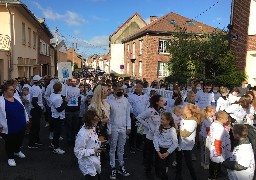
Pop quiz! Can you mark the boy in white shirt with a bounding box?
[209,111,231,180]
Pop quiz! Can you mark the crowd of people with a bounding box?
[0,74,255,180]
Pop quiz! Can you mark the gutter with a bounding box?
[6,2,14,78]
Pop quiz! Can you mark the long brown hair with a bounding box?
[159,112,175,134]
[202,106,215,119]
[184,103,202,124]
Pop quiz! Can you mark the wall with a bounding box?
[110,44,124,74]
[0,51,9,82]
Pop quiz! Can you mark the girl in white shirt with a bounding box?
[223,124,255,180]
[216,87,231,112]
[176,103,202,180]
[74,110,103,180]
[200,106,215,169]
[153,112,178,180]
[136,95,165,178]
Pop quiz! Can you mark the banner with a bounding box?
[127,88,173,99]
[57,62,72,82]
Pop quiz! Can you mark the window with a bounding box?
[46,44,49,56]
[28,28,31,47]
[186,21,195,26]
[168,19,177,25]
[22,23,26,45]
[248,0,256,35]
[139,40,143,55]
[43,43,46,55]
[33,31,36,49]
[131,42,136,59]
[158,62,169,77]
[159,39,169,54]
[132,62,135,76]
[139,61,142,76]
[40,40,43,54]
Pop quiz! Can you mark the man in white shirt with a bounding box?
[196,83,215,110]
[65,77,81,145]
[28,75,44,148]
[108,83,131,180]
[128,82,149,153]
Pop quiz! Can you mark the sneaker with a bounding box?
[118,166,130,176]
[53,148,65,155]
[59,136,64,141]
[45,122,50,127]
[35,142,43,146]
[14,151,26,158]
[28,144,39,149]
[49,132,53,140]
[110,168,117,180]
[172,161,177,167]
[8,159,16,166]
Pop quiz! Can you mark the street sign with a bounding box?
[120,65,124,69]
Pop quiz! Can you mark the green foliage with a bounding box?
[73,62,78,70]
[167,29,247,88]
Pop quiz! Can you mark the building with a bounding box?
[109,12,147,74]
[0,34,11,82]
[0,0,42,78]
[122,12,218,82]
[67,47,83,69]
[38,18,53,77]
[230,0,256,85]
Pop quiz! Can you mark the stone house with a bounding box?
[122,12,218,82]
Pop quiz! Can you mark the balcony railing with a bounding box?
[0,34,11,50]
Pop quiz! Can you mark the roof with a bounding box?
[1,0,53,38]
[122,12,221,43]
[110,12,147,37]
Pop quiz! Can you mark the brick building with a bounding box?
[122,12,217,82]
[230,0,256,85]
[67,47,83,69]
[38,18,53,76]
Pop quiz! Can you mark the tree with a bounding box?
[73,62,78,70]
[166,29,246,88]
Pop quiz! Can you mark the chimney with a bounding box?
[150,16,158,23]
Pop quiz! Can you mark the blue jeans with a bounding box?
[65,111,80,142]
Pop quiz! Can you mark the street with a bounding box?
[0,120,229,180]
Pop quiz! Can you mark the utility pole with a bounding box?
[72,42,74,71]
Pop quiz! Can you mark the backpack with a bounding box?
[244,124,256,180]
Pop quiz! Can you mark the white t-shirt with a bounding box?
[66,86,81,107]
[50,93,65,119]
[179,118,197,150]
[30,85,43,109]
[228,142,255,180]
[196,91,215,110]
[216,96,231,112]
[200,117,213,138]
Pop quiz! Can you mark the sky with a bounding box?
[21,0,232,58]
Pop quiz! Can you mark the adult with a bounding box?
[0,83,29,166]
[28,75,44,148]
[128,81,149,153]
[88,84,110,141]
[238,80,249,96]
[108,84,131,180]
[65,77,81,145]
[196,82,215,110]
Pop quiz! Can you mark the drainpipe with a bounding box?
[228,0,235,49]
[6,3,14,79]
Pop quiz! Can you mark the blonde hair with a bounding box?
[216,111,228,122]
[91,85,108,117]
[185,103,202,124]
[202,106,215,119]
[173,105,182,114]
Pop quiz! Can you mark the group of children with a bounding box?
[74,81,256,180]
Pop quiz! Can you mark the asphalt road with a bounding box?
[0,120,229,180]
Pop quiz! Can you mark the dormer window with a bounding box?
[168,19,177,25]
[186,21,195,26]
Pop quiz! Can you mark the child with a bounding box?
[216,87,231,112]
[176,103,202,180]
[208,111,231,180]
[79,84,87,127]
[200,106,215,169]
[223,124,255,180]
[74,110,103,180]
[153,112,178,180]
[21,87,31,134]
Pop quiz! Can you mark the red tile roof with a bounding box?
[122,12,222,42]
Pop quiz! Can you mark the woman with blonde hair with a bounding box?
[176,103,202,180]
[88,84,110,141]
